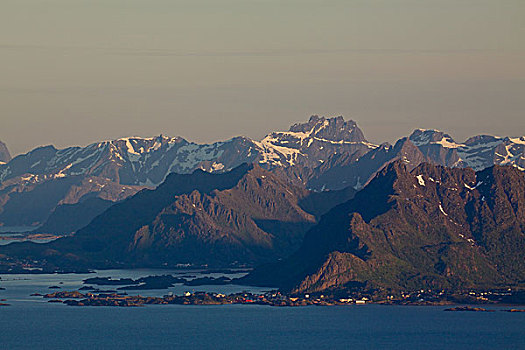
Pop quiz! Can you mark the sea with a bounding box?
[0,269,524,349]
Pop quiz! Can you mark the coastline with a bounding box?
[35,289,525,309]
[2,269,524,309]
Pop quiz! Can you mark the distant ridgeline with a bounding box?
[0,116,523,231]
[0,117,524,293]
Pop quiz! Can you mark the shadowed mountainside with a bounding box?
[0,163,355,269]
[243,161,525,293]
[0,140,10,163]
[32,197,116,235]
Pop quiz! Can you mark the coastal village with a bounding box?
[33,287,525,309]
[1,271,524,309]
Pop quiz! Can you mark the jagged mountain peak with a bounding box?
[0,133,257,187]
[287,115,365,142]
[255,115,376,168]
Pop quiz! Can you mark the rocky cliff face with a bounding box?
[0,164,354,268]
[0,141,11,164]
[244,161,525,293]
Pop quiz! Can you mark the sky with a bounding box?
[1,0,524,156]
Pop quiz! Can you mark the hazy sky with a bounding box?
[1,0,524,156]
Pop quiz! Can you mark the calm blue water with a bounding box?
[1,271,524,349]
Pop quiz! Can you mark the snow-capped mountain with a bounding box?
[0,136,253,186]
[0,116,374,227]
[409,129,525,171]
[0,115,523,227]
[0,116,376,188]
[306,128,525,191]
[255,115,377,168]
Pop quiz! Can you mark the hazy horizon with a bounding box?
[2,0,524,156]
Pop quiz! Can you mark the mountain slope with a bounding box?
[0,117,375,187]
[409,130,525,171]
[0,175,141,227]
[0,163,355,268]
[32,197,116,235]
[0,116,370,227]
[306,130,525,190]
[254,115,376,168]
[306,137,425,190]
[0,140,10,164]
[244,161,525,293]
[0,116,523,227]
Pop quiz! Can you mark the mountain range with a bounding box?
[0,116,523,293]
[0,116,370,229]
[0,116,523,230]
[243,161,525,293]
[0,164,354,270]
[2,159,523,295]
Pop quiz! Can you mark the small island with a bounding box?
[42,290,366,307]
[444,306,494,312]
[82,274,232,290]
[37,288,525,309]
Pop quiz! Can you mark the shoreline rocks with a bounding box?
[444,306,495,312]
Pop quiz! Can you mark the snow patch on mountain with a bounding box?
[509,137,525,145]
[409,129,460,148]
[416,175,425,186]
[439,204,448,216]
